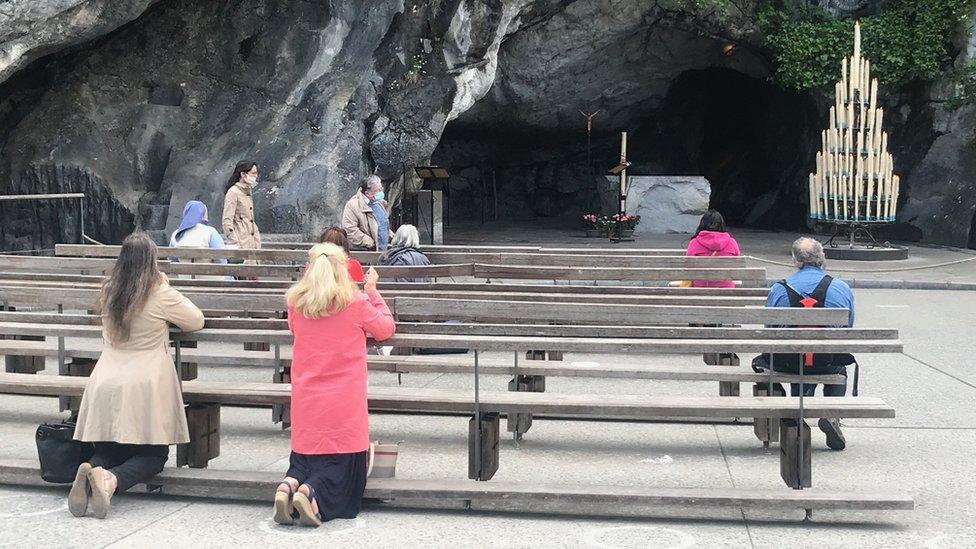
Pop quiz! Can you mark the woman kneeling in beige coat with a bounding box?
[68,232,205,519]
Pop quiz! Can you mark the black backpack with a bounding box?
[753,274,859,395]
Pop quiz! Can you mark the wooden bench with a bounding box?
[56,243,742,268]
[0,372,895,484]
[0,315,900,481]
[0,277,769,307]
[0,271,773,295]
[0,459,914,515]
[0,254,768,283]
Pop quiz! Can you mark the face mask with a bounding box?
[243,173,257,186]
[373,191,385,202]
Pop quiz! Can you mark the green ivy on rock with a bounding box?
[759,0,975,90]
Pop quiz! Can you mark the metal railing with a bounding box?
[0,193,87,250]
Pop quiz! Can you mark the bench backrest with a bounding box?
[0,254,766,282]
[55,244,747,268]
[0,285,847,325]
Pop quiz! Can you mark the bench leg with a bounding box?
[60,358,96,413]
[177,404,220,468]
[752,384,782,446]
[468,412,500,481]
[507,351,552,438]
[171,340,198,381]
[4,335,46,374]
[272,362,291,429]
[506,375,545,439]
[704,352,740,396]
[780,418,812,489]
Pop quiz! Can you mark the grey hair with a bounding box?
[792,237,826,268]
[359,174,382,193]
[391,224,420,249]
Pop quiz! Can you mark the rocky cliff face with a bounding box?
[0,0,973,248]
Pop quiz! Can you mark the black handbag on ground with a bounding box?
[35,420,94,484]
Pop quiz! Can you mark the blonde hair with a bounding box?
[285,243,357,318]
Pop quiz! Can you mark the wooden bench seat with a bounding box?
[0,321,901,354]
[0,372,895,481]
[0,338,847,385]
[0,372,892,418]
[0,459,914,513]
[0,278,768,306]
[0,271,773,295]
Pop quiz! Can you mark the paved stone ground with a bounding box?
[1,287,974,548]
[445,221,976,286]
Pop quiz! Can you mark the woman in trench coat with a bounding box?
[68,232,205,519]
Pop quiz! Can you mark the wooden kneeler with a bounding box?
[780,419,812,489]
[468,412,499,481]
[177,403,220,468]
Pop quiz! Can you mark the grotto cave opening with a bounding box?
[431,66,821,233]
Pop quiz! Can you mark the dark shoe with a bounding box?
[819,418,846,451]
[68,463,91,517]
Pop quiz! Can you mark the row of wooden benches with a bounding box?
[0,314,900,482]
[0,246,911,514]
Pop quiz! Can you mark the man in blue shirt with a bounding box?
[765,237,854,450]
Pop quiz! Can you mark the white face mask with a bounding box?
[243,173,257,186]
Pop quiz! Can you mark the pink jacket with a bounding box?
[685,230,741,288]
[287,290,395,454]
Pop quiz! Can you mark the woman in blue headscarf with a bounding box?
[169,201,228,280]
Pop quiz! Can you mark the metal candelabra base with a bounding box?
[818,221,908,261]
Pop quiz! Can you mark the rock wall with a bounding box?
[0,0,974,247]
[600,176,711,234]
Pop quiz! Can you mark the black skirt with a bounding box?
[286,450,368,520]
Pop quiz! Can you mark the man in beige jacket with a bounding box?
[341,174,391,251]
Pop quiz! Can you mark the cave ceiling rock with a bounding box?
[0,0,161,84]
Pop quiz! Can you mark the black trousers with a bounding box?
[89,442,168,493]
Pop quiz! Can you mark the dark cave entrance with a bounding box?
[431,67,820,231]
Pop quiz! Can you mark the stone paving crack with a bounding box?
[901,351,976,391]
[100,501,194,549]
[713,425,757,549]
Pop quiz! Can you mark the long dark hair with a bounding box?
[98,232,161,343]
[319,226,350,253]
[694,209,727,237]
[225,160,256,194]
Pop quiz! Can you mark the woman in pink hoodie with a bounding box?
[685,209,740,288]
